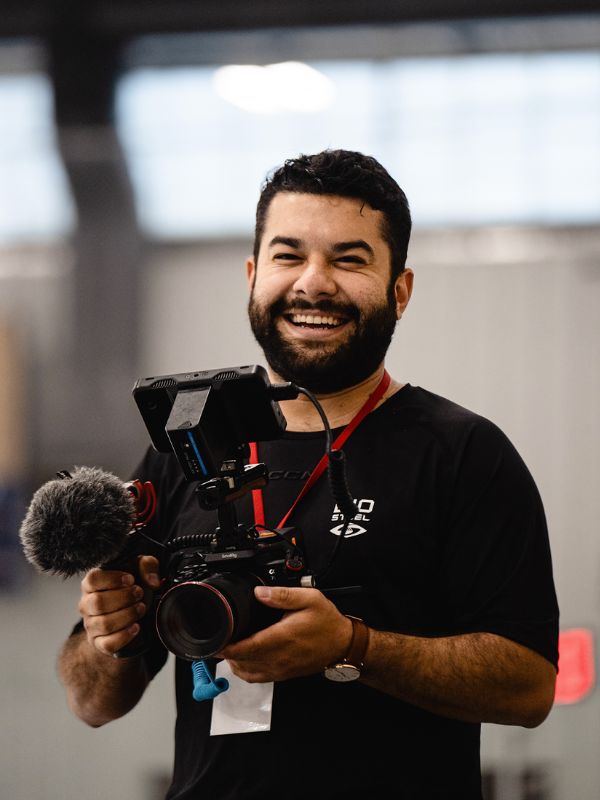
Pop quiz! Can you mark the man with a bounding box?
[58,149,559,799]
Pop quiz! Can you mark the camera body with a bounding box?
[154,524,311,661]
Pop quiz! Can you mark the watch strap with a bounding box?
[342,615,370,669]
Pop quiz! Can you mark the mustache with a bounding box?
[269,297,360,321]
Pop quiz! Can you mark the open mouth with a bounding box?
[284,312,348,330]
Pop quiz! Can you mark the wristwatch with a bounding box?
[324,616,370,682]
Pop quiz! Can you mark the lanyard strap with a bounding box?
[250,370,391,530]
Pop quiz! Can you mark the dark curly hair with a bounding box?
[253,149,412,280]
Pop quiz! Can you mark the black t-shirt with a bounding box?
[130,385,559,800]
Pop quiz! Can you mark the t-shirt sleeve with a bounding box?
[440,418,559,668]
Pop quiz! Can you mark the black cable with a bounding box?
[294,386,333,453]
[166,532,216,551]
[316,515,352,583]
[137,529,169,553]
[289,383,357,582]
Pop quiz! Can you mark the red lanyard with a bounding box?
[249,370,391,530]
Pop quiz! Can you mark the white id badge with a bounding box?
[209,660,273,736]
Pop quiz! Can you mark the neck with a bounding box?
[269,364,402,432]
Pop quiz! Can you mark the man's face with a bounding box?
[247,192,412,393]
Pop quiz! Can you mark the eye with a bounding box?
[273,252,302,263]
[334,255,366,267]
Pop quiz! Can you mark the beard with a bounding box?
[248,285,398,394]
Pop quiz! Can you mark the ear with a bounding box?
[246,257,256,292]
[393,267,414,319]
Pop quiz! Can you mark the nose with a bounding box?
[291,258,337,300]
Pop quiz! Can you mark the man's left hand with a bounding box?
[217,586,353,683]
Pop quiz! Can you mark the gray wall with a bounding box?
[1,224,599,799]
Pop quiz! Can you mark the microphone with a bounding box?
[19,466,153,578]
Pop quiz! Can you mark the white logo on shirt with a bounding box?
[330,499,374,538]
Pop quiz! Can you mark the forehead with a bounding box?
[260,192,387,250]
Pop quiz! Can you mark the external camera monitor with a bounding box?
[132,364,289,482]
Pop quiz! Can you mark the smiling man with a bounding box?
[58,149,559,800]
[247,191,409,395]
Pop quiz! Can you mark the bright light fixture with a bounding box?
[213,61,335,113]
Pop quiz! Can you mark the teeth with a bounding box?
[290,314,343,327]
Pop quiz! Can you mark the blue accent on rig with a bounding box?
[192,659,230,702]
[186,431,209,477]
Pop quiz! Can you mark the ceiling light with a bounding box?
[213,61,334,114]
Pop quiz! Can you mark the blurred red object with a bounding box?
[555,628,595,705]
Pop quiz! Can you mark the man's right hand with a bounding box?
[78,555,161,657]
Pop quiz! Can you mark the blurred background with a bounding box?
[1,2,599,798]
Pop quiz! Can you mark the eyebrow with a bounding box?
[268,236,374,257]
[268,236,301,249]
[332,240,374,257]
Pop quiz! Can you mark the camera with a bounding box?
[154,519,312,661]
[19,364,358,664]
[124,365,320,662]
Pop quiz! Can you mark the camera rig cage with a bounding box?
[132,364,307,539]
[132,361,357,545]
[125,363,363,705]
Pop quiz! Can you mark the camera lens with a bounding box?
[175,587,224,642]
[155,572,264,660]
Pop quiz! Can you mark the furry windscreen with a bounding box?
[19,466,136,577]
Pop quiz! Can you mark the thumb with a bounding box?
[254,585,315,609]
[138,555,161,588]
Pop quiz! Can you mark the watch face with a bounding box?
[324,664,361,682]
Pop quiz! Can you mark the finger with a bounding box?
[84,601,147,641]
[226,660,274,684]
[253,585,320,610]
[138,555,161,588]
[79,584,145,618]
[81,567,135,593]
[92,623,141,657]
[219,629,270,661]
